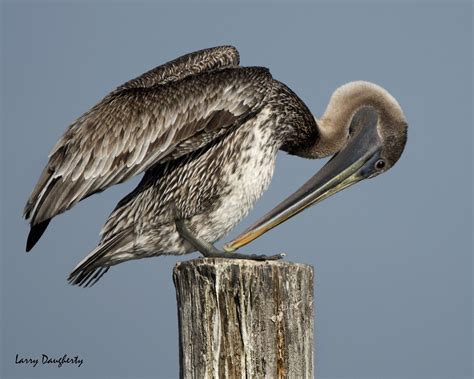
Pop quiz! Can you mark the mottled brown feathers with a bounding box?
[24,45,273,252]
[114,46,240,91]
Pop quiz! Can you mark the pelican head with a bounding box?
[225,81,408,251]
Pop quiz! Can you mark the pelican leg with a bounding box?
[174,218,284,261]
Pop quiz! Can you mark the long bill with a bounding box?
[224,107,383,252]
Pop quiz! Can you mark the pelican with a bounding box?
[23,46,407,286]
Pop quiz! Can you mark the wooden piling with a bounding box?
[173,259,314,378]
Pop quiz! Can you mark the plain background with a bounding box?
[1,1,472,378]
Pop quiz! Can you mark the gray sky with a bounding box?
[1,1,472,378]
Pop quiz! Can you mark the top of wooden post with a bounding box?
[174,257,313,271]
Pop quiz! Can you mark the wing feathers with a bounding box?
[26,219,51,252]
[114,45,239,92]
[25,47,272,252]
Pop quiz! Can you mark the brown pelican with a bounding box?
[23,46,407,286]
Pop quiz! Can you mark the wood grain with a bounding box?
[173,258,314,378]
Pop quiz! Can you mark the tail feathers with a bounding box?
[68,229,133,287]
[26,219,51,252]
[69,266,110,288]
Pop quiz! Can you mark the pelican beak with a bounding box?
[225,107,383,252]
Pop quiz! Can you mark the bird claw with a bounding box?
[174,214,286,262]
[245,252,286,261]
[201,251,286,261]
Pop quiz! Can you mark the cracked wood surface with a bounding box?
[173,258,314,379]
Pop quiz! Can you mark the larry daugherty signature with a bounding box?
[15,353,84,368]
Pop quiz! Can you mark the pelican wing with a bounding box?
[24,64,273,250]
[112,45,240,91]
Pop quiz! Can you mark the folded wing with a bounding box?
[24,46,273,250]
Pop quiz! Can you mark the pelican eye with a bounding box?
[375,159,386,170]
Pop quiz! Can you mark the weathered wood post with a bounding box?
[173,258,314,378]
